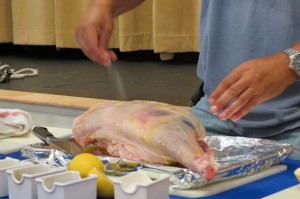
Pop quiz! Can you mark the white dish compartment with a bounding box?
[113,170,170,199]
[6,164,66,199]
[0,157,34,197]
[35,171,97,199]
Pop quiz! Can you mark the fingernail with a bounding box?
[103,52,112,67]
[231,116,239,122]
[219,112,228,120]
[104,60,111,67]
[210,105,218,114]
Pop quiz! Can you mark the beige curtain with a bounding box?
[0,0,13,43]
[1,0,201,53]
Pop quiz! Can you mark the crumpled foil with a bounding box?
[169,135,294,189]
[21,135,294,190]
[21,144,71,167]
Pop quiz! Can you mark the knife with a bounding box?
[32,126,100,156]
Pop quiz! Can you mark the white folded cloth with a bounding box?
[0,109,33,139]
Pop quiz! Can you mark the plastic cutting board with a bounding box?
[0,127,288,198]
[0,127,72,154]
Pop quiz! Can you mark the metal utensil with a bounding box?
[32,126,100,156]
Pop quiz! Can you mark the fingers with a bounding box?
[97,19,115,66]
[108,50,118,62]
[76,28,101,63]
[210,85,261,121]
[209,78,245,115]
[208,53,296,122]
[209,67,250,115]
[208,62,262,121]
[76,26,116,66]
[75,8,116,67]
[218,87,260,121]
[209,68,243,106]
[229,95,259,121]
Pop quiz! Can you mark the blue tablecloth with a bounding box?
[1,152,299,199]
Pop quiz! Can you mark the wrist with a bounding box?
[91,0,113,16]
[283,48,300,81]
[282,53,298,82]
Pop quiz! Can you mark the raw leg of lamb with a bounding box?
[72,100,217,180]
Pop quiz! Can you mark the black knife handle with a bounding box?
[33,126,56,144]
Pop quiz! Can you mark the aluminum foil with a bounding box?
[21,135,294,190]
[170,135,294,189]
[99,135,294,190]
[21,144,71,167]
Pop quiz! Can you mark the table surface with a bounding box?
[1,152,299,199]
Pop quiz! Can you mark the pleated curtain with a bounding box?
[0,0,201,53]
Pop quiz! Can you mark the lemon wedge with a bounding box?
[88,167,114,198]
[294,167,300,182]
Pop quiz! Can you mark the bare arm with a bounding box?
[110,0,145,17]
[76,0,145,66]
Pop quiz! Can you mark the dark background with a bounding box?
[0,44,201,106]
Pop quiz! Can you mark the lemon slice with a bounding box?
[294,167,300,182]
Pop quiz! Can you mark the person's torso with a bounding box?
[198,0,300,137]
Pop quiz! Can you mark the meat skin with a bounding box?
[72,100,217,180]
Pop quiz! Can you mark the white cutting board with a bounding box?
[262,184,300,199]
[0,126,288,198]
[0,127,72,154]
[170,164,287,198]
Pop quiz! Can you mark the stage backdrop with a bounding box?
[0,0,201,54]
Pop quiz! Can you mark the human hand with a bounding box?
[208,52,297,121]
[76,1,117,66]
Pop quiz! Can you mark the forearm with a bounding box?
[91,0,145,18]
[261,41,300,86]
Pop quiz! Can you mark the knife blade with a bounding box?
[32,126,99,156]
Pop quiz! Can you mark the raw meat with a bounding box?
[72,100,217,180]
